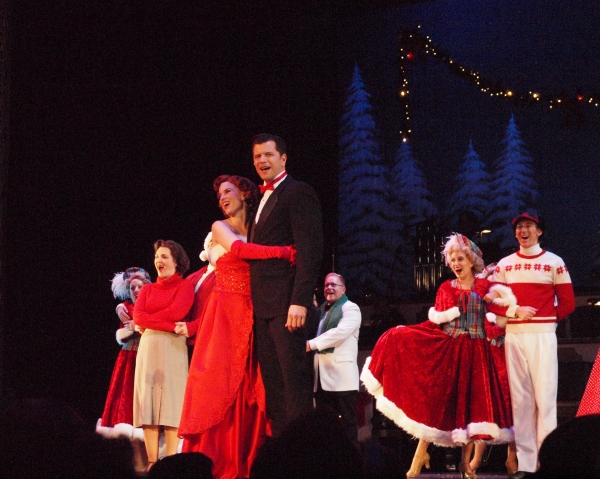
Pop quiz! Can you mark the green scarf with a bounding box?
[317,294,348,354]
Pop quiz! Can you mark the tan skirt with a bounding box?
[133,329,188,428]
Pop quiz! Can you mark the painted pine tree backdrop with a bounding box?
[337,68,539,298]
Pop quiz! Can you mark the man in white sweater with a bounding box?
[492,213,575,479]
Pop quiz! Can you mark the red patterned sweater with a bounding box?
[492,245,575,333]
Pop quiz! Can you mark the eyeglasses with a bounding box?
[324,283,343,288]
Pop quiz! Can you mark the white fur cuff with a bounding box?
[428,306,460,324]
[490,284,517,308]
[486,312,497,324]
[116,328,134,345]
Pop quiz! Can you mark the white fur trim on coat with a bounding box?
[360,357,514,447]
[486,312,497,324]
[96,419,144,441]
[116,328,134,345]
[360,357,384,397]
[428,306,460,324]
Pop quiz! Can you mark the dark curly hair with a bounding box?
[153,239,190,276]
[213,175,260,227]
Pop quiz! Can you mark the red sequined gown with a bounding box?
[179,245,270,479]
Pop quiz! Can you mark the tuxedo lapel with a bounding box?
[248,215,256,243]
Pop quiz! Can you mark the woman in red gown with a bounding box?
[97,267,151,439]
[361,234,515,479]
[177,175,294,479]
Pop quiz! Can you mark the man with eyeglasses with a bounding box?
[306,272,361,443]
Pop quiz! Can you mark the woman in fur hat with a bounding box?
[361,234,515,479]
[97,267,151,439]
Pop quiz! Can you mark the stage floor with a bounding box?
[135,471,512,478]
[406,474,509,478]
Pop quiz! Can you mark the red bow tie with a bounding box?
[259,172,287,194]
[259,183,274,194]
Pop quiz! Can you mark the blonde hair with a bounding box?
[444,243,484,273]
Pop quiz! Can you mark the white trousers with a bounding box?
[505,332,557,473]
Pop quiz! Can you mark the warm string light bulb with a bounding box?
[397,26,599,141]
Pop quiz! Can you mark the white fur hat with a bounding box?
[111,267,151,300]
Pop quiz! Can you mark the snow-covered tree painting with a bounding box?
[391,140,438,227]
[487,115,538,249]
[446,140,490,230]
[389,140,438,294]
[591,226,600,285]
[338,64,392,296]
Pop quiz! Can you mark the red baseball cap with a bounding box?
[511,212,543,230]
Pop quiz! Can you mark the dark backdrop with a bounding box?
[7,0,595,427]
[3,1,356,424]
[12,0,600,423]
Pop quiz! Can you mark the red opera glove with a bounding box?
[230,240,296,265]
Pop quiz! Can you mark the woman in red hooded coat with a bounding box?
[361,234,515,479]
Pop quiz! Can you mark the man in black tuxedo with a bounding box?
[249,133,323,436]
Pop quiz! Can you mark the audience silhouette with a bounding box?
[0,397,136,479]
[147,452,214,478]
[250,407,364,479]
[531,414,600,479]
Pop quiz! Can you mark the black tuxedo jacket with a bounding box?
[249,174,323,319]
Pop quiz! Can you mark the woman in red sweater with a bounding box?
[133,240,195,471]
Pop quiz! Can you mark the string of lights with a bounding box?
[398,25,599,141]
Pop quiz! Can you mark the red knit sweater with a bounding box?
[133,274,194,333]
[492,247,575,333]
